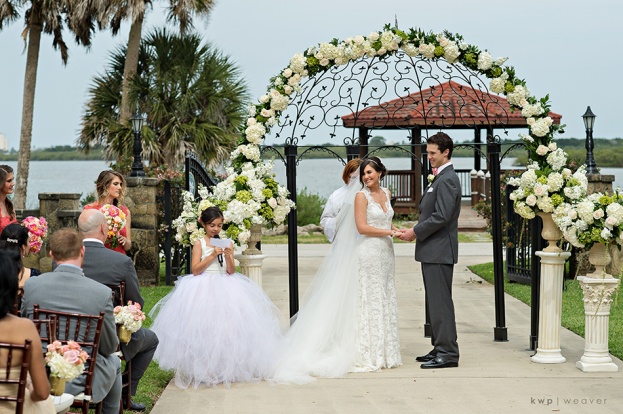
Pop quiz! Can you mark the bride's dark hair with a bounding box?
[200,206,224,225]
[359,156,387,184]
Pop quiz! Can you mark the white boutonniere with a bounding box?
[427,174,435,183]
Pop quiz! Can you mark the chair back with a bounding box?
[0,339,32,414]
[32,317,58,356]
[32,304,104,405]
[104,281,126,308]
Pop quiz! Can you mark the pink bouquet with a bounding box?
[45,340,89,380]
[100,204,126,248]
[114,301,146,333]
[21,216,48,254]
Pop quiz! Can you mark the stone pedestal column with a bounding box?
[125,177,160,284]
[235,224,266,286]
[576,276,620,372]
[531,250,571,364]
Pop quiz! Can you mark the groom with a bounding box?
[399,132,461,369]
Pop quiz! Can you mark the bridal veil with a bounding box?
[270,173,363,384]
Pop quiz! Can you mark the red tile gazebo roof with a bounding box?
[341,80,561,129]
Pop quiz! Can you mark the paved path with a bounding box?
[151,242,623,414]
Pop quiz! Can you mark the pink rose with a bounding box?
[63,350,81,365]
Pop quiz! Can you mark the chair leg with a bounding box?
[121,359,132,410]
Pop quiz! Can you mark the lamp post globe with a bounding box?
[582,106,598,175]
[130,108,146,177]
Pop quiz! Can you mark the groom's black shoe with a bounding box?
[420,356,458,369]
[129,400,147,412]
[415,351,437,362]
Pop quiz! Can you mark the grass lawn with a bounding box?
[468,262,623,360]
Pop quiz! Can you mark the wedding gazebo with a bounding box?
[340,80,562,211]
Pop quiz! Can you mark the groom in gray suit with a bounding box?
[21,228,122,414]
[400,132,461,369]
[78,209,158,412]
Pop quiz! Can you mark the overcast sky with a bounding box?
[0,0,621,149]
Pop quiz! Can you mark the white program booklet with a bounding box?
[210,238,231,248]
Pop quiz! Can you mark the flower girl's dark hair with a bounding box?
[200,206,224,225]
[359,156,387,184]
[0,249,19,318]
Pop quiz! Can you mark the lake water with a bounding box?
[6,159,623,208]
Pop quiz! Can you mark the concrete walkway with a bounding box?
[151,242,623,414]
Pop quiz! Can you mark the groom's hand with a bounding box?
[398,228,416,242]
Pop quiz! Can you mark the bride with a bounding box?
[271,156,402,383]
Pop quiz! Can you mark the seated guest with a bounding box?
[78,209,158,412]
[0,223,41,313]
[21,229,121,414]
[0,249,55,414]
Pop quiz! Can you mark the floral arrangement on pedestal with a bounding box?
[100,204,126,248]
[21,216,48,254]
[113,301,145,343]
[553,190,623,250]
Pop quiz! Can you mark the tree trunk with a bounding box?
[14,5,43,210]
[119,13,144,125]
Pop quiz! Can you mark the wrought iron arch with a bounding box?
[264,44,543,343]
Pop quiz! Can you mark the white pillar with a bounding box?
[531,251,571,364]
[235,253,267,287]
[576,276,620,372]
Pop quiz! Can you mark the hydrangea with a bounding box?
[554,189,623,249]
[477,51,493,70]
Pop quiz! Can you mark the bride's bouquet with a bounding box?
[21,216,48,254]
[100,204,126,248]
[45,340,88,381]
[114,301,146,343]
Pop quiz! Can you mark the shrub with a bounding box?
[296,188,326,226]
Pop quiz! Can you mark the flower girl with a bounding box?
[150,207,282,388]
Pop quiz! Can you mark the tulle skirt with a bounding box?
[150,271,283,388]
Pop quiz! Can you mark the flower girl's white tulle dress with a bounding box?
[150,238,282,388]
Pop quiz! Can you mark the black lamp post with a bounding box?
[130,108,146,177]
[582,106,598,174]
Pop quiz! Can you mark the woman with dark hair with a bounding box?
[0,223,41,312]
[272,156,402,383]
[83,170,132,254]
[150,206,282,388]
[0,165,17,235]
[0,250,55,413]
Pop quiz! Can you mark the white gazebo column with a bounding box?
[576,276,620,372]
[531,251,571,364]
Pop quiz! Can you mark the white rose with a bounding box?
[354,35,364,44]
[525,194,537,206]
[477,51,493,70]
[368,31,379,41]
[282,68,293,78]
[259,95,269,104]
[536,145,549,156]
[593,208,605,220]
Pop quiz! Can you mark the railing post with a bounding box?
[485,171,491,201]
[470,169,479,206]
[477,170,485,202]
[163,181,172,285]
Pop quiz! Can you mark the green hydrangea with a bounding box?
[434,46,444,57]
[225,225,240,240]
[235,190,252,203]
[551,194,563,206]
[262,189,273,199]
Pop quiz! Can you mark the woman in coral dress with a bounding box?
[83,170,132,254]
[0,165,17,235]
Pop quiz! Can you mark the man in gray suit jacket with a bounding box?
[78,209,158,412]
[21,228,121,414]
[400,132,461,369]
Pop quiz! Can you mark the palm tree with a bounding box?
[0,0,102,209]
[79,27,249,167]
[103,0,215,125]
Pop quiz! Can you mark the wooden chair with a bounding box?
[33,304,104,414]
[104,281,132,412]
[0,339,32,414]
[105,281,126,308]
[32,316,57,348]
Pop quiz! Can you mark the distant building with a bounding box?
[0,133,8,152]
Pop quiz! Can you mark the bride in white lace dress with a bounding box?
[271,157,402,383]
